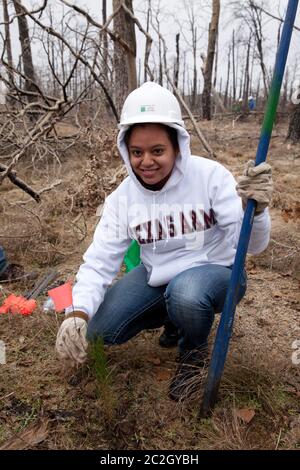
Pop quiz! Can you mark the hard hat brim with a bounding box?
[119,115,184,129]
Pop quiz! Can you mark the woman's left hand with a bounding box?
[236,160,273,213]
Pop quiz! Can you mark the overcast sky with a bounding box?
[2,0,300,94]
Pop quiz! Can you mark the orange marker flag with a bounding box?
[48,282,73,312]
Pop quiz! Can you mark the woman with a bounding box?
[56,82,272,401]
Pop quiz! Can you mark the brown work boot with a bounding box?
[169,348,209,402]
[0,264,37,283]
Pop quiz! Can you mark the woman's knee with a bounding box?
[164,271,212,323]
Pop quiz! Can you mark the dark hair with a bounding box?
[124,123,179,152]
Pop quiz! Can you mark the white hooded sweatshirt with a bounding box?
[69,124,270,319]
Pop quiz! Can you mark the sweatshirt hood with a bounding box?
[117,123,191,195]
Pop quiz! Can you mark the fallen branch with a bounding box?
[12,180,63,205]
[0,98,68,184]
[38,180,62,195]
[0,163,40,202]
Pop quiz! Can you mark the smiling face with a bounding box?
[127,124,178,188]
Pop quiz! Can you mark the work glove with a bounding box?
[55,311,89,365]
[236,160,273,213]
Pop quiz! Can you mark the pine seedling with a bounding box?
[88,337,116,420]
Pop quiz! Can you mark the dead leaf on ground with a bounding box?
[119,371,131,381]
[272,291,284,299]
[156,369,173,381]
[280,272,292,278]
[235,408,256,424]
[0,418,48,450]
[256,317,270,327]
[147,356,161,366]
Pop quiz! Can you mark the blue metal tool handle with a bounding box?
[200,0,299,417]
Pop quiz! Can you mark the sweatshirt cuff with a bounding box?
[65,305,91,318]
[253,207,269,220]
[65,311,89,322]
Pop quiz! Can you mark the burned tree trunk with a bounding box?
[113,0,137,112]
[12,0,37,99]
[242,34,251,112]
[158,31,163,86]
[192,26,197,109]
[101,0,109,82]
[202,0,220,120]
[232,30,237,103]
[174,33,180,89]
[144,0,151,83]
[182,51,187,97]
[224,46,231,108]
[287,103,300,142]
[248,0,269,98]
[213,29,219,89]
[282,67,289,111]
[2,0,14,98]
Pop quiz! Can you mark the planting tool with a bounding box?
[200,0,299,417]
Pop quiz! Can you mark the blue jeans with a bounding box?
[0,246,7,275]
[87,264,247,355]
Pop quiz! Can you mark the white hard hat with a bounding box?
[238,98,243,102]
[119,81,184,128]
[249,96,254,100]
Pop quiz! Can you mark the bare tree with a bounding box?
[149,0,163,85]
[182,50,187,97]
[224,45,231,108]
[232,0,270,97]
[151,17,214,158]
[174,33,180,88]
[287,103,300,142]
[2,0,14,99]
[289,58,299,103]
[101,0,109,83]
[12,0,37,100]
[242,33,252,111]
[252,3,300,33]
[144,0,151,83]
[249,1,269,96]
[202,0,220,120]
[282,66,289,110]
[113,0,137,112]
[213,28,219,89]
[177,1,202,109]
[232,29,237,103]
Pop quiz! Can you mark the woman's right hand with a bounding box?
[55,312,89,365]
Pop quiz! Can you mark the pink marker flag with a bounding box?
[48,282,73,312]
